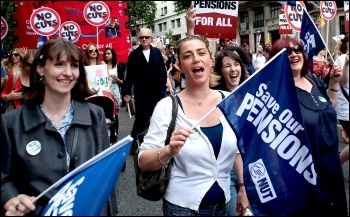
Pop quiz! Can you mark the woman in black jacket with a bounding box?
[1,38,117,216]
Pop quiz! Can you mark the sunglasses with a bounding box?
[89,49,98,53]
[286,45,303,56]
[225,39,232,42]
[139,36,150,40]
[11,53,20,57]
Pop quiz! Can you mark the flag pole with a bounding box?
[326,20,330,60]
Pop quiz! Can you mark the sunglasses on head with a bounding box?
[89,49,98,53]
[11,53,19,57]
[139,36,150,40]
[286,45,303,56]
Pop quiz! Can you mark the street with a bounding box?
[114,101,349,216]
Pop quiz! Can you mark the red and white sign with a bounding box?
[193,1,238,39]
[279,6,293,34]
[320,1,337,20]
[83,1,110,26]
[1,16,8,39]
[285,1,306,32]
[345,1,349,33]
[30,7,61,36]
[59,21,81,43]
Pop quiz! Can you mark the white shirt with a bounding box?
[139,93,238,211]
[334,54,349,121]
[142,49,150,62]
[252,53,266,70]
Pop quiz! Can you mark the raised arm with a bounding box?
[186,4,196,35]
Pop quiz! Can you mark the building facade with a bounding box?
[132,1,346,53]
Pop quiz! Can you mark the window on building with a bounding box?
[270,3,280,18]
[240,11,249,24]
[164,7,167,15]
[163,22,167,31]
[159,23,162,32]
[171,20,175,29]
[339,16,345,34]
[161,8,164,16]
[254,8,264,28]
[151,25,155,32]
[176,18,181,28]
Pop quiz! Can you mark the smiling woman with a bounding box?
[1,38,118,216]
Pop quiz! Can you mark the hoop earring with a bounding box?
[39,76,46,85]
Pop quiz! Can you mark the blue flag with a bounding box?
[37,35,47,49]
[67,33,72,42]
[217,50,317,216]
[300,8,327,73]
[40,136,133,216]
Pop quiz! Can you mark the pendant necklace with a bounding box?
[185,91,203,107]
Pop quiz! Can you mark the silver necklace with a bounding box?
[185,91,203,107]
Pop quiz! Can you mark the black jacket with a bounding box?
[1,100,117,215]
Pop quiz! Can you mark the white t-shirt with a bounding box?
[252,54,266,70]
[334,54,349,121]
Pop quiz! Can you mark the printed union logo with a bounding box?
[248,159,277,203]
[249,162,266,179]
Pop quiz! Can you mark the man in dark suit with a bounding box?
[123,28,167,154]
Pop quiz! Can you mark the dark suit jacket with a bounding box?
[124,45,167,121]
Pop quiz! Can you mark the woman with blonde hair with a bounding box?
[83,43,103,66]
[1,49,36,111]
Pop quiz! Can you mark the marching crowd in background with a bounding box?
[1,4,349,216]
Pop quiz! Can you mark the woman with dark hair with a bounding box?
[212,49,250,216]
[104,47,123,104]
[268,37,347,216]
[1,38,118,216]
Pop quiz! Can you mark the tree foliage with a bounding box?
[1,1,15,54]
[173,1,191,15]
[125,1,157,33]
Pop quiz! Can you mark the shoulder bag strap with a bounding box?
[341,86,349,102]
[165,95,178,146]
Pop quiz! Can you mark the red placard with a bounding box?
[279,6,293,34]
[320,1,337,21]
[345,1,349,33]
[193,1,238,39]
[1,16,8,39]
[59,21,81,43]
[83,1,110,26]
[30,7,61,36]
[12,1,130,63]
[285,1,306,32]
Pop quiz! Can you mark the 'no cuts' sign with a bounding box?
[30,7,61,36]
[59,21,81,43]
[1,16,8,39]
[83,1,110,26]
[320,1,337,20]
[285,1,306,32]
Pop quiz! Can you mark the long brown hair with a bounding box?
[24,38,97,105]
[83,43,103,66]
